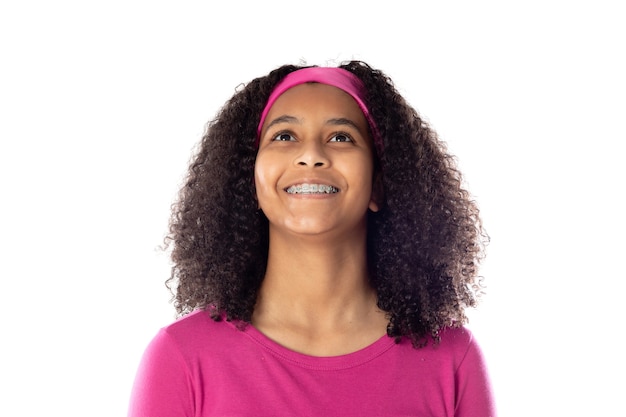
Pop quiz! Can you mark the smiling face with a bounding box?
[255,83,380,240]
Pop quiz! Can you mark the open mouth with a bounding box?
[285,184,339,194]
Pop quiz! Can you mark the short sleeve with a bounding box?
[454,333,497,417]
[128,329,195,417]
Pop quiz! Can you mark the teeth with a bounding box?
[286,184,339,194]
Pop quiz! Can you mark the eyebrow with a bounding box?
[265,115,362,132]
[264,115,301,132]
[325,117,362,131]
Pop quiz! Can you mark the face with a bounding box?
[255,83,380,240]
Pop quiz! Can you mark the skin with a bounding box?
[252,84,388,356]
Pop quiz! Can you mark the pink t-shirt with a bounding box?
[129,310,495,417]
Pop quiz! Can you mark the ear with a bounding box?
[368,172,384,213]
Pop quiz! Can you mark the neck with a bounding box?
[260,231,372,314]
[251,230,388,355]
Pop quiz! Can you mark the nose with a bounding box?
[295,141,330,168]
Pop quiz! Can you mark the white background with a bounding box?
[1,1,624,416]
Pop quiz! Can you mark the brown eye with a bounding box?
[329,133,352,142]
[273,132,296,141]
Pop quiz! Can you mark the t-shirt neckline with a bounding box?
[234,321,397,371]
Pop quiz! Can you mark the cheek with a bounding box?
[352,158,377,206]
[254,154,278,202]
[342,155,375,186]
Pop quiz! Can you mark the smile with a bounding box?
[285,184,339,194]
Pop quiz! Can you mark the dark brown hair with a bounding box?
[166,61,487,347]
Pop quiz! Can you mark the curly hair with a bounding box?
[165,61,487,347]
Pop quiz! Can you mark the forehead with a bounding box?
[264,83,366,120]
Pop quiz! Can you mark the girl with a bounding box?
[128,61,495,416]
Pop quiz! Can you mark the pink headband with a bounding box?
[256,67,382,155]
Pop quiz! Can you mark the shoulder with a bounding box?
[161,309,218,338]
[158,309,242,352]
[439,325,474,345]
[130,312,246,416]
[415,326,476,355]
[139,309,251,367]
[438,326,485,369]
[434,326,493,395]
[438,327,496,415]
[137,309,251,383]
[439,325,477,356]
[393,326,482,371]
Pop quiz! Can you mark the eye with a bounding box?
[272,132,296,142]
[329,133,353,143]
